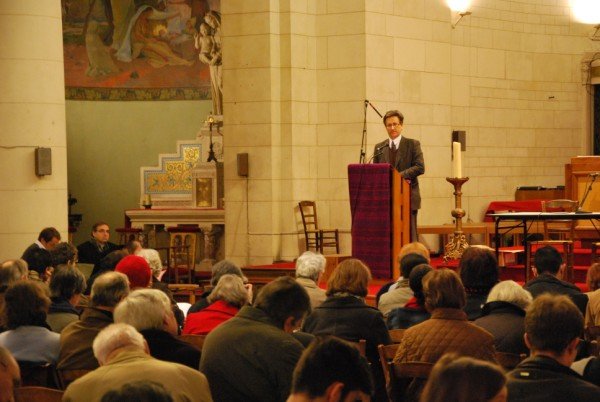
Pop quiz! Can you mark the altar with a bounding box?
[127,116,225,269]
[125,208,225,267]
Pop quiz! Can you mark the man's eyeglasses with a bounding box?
[386,123,401,128]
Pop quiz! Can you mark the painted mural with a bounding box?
[62,0,220,101]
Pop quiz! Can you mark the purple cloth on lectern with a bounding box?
[348,164,391,279]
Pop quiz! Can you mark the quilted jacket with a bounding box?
[393,307,496,364]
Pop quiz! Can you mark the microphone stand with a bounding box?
[360,101,368,163]
[576,174,598,213]
[359,100,384,164]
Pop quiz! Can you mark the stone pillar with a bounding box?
[223,1,368,265]
[0,0,68,259]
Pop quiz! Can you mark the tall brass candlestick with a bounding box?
[444,177,470,261]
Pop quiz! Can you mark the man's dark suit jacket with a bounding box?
[77,240,120,265]
[373,136,425,210]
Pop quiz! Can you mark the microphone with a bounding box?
[367,143,389,163]
[590,172,600,177]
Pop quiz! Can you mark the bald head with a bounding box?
[0,347,20,402]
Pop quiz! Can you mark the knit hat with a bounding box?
[115,255,151,289]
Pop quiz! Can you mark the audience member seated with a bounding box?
[114,289,199,369]
[137,247,164,282]
[25,247,53,284]
[114,255,151,290]
[507,294,600,401]
[375,242,430,305]
[524,245,588,314]
[0,281,60,363]
[85,250,127,294]
[393,269,496,401]
[474,280,532,356]
[571,356,600,387]
[585,262,600,328]
[421,353,507,402]
[58,272,129,370]
[47,266,86,333]
[302,259,390,402]
[188,259,248,314]
[50,242,78,268]
[77,222,120,266]
[63,323,212,402]
[21,227,60,267]
[0,347,20,402]
[459,246,500,320]
[101,380,174,402]
[0,259,28,331]
[378,253,429,316]
[393,268,496,363]
[183,274,251,335]
[295,251,327,309]
[287,336,374,402]
[200,276,310,402]
[387,263,433,330]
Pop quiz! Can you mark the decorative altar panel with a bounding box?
[140,125,223,208]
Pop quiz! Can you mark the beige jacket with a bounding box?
[63,348,213,402]
[296,277,326,309]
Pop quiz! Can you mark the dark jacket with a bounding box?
[373,136,424,210]
[200,306,304,402]
[302,295,391,402]
[507,355,600,402]
[77,240,120,266]
[463,292,488,320]
[524,273,588,313]
[140,329,200,369]
[387,305,430,330]
[187,290,211,314]
[474,301,528,355]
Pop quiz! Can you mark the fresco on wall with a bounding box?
[62,0,220,101]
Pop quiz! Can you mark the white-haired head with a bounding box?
[136,248,163,278]
[295,251,326,282]
[207,274,249,308]
[93,323,147,365]
[486,280,533,310]
[114,289,173,333]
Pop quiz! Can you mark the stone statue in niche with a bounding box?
[195,10,222,115]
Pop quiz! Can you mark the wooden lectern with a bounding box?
[348,164,411,279]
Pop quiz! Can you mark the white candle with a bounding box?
[453,141,462,178]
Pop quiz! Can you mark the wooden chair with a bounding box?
[56,369,91,390]
[166,226,201,283]
[15,386,63,402]
[541,199,578,240]
[495,352,526,370]
[349,339,367,357]
[115,227,144,246]
[390,361,434,402]
[377,343,401,400]
[298,201,339,254]
[168,283,201,304]
[17,361,59,389]
[388,329,405,344]
[527,240,574,282]
[178,334,207,351]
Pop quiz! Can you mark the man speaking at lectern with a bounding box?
[373,110,424,241]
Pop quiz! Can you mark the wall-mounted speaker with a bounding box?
[237,153,248,177]
[35,147,52,176]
